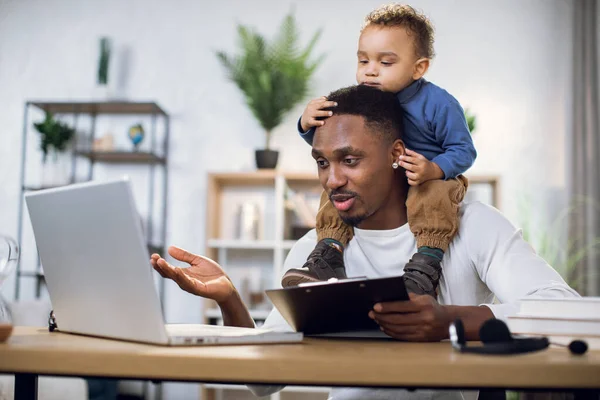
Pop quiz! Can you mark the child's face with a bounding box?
[356,25,422,93]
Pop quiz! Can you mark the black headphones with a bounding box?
[449,318,588,356]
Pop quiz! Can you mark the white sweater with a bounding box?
[251,202,579,399]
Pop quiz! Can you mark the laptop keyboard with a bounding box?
[165,324,274,337]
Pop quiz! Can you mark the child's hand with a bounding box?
[300,96,338,132]
[399,149,445,186]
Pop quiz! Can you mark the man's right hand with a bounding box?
[300,96,338,132]
[151,246,235,304]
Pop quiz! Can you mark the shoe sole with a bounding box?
[281,271,322,288]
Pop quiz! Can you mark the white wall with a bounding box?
[0,0,573,397]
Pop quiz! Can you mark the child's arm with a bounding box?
[400,98,477,186]
[429,101,477,179]
[297,96,338,145]
[399,100,476,185]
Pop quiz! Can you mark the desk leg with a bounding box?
[574,389,600,399]
[14,373,38,400]
[478,390,505,400]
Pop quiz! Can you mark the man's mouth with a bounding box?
[362,82,380,87]
[331,195,356,211]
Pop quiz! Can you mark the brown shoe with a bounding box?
[402,253,442,297]
[281,240,347,287]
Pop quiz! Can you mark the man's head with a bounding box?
[312,85,408,229]
[356,4,435,93]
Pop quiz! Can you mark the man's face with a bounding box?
[356,25,420,93]
[312,114,396,227]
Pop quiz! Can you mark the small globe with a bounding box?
[128,124,145,149]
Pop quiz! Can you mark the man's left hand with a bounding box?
[369,293,452,342]
[399,149,444,186]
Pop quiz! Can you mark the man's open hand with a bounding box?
[369,293,452,342]
[398,149,444,186]
[151,246,235,304]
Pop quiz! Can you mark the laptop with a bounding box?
[24,178,302,346]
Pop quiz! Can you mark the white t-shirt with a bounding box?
[250,202,579,399]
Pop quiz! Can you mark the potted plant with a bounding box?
[95,37,112,98]
[216,12,323,169]
[33,112,75,186]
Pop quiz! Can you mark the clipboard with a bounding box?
[265,275,409,335]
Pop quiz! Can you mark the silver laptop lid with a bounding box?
[25,178,169,344]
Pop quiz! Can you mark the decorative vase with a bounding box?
[41,150,71,187]
[255,149,279,169]
[93,84,113,100]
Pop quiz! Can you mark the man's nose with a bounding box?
[325,165,347,190]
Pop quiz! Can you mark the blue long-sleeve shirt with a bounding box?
[299,79,477,179]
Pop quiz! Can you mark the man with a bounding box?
[152,85,578,399]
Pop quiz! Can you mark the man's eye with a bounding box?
[358,60,368,64]
[381,61,393,66]
[343,158,359,165]
[316,160,329,168]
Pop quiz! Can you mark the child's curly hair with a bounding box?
[363,3,435,59]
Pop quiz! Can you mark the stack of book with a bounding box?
[507,297,600,350]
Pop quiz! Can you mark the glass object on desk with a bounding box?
[0,234,19,342]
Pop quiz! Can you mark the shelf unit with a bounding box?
[202,171,322,400]
[15,100,170,302]
[203,384,329,400]
[203,384,329,394]
[205,170,322,292]
[465,175,501,210]
[206,239,298,250]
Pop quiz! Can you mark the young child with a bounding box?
[281,4,476,297]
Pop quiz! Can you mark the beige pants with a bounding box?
[316,176,469,251]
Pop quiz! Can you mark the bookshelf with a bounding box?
[202,171,322,400]
[203,171,321,310]
[15,100,170,302]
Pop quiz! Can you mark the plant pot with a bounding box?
[93,84,114,100]
[255,149,279,169]
[41,150,71,187]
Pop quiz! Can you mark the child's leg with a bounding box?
[403,176,468,296]
[281,191,354,287]
[315,190,354,245]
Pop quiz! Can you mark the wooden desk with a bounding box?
[1,327,599,400]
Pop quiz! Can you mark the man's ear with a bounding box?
[391,139,406,163]
[412,58,430,80]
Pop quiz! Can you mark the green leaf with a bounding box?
[33,112,75,159]
[464,108,476,134]
[215,11,323,149]
[517,195,600,291]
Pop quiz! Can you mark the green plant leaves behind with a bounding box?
[464,108,476,134]
[216,12,323,149]
[33,112,75,162]
[98,37,111,85]
[518,195,600,292]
